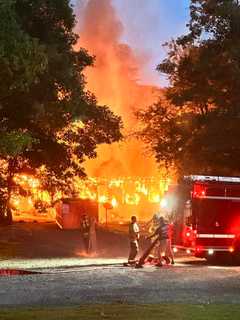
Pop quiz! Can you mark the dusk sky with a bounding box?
[73,0,190,86]
[112,0,190,85]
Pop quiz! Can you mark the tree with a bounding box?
[0,0,47,100]
[0,0,47,222]
[138,0,240,177]
[0,0,122,223]
[137,98,240,176]
[0,131,37,222]
[159,0,240,113]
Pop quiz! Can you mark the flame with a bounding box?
[75,0,161,178]
[14,174,40,189]
[136,182,148,196]
[111,197,118,208]
[11,174,53,221]
[108,179,123,188]
[99,195,108,203]
[148,193,161,204]
[125,193,140,205]
[11,172,172,223]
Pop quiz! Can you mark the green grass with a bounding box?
[0,304,239,320]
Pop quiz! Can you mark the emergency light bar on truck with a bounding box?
[184,175,240,183]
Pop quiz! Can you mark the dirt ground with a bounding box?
[0,221,132,260]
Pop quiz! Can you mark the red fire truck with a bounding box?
[173,175,240,260]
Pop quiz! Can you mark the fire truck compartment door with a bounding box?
[194,199,240,234]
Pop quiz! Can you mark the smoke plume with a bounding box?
[75,0,161,177]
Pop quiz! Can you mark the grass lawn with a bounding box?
[0,304,239,320]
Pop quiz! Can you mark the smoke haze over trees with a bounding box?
[138,0,240,178]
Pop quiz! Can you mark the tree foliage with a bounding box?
[0,0,122,222]
[0,0,47,97]
[138,0,240,177]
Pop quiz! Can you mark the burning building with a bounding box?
[10,174,171,224]
[72,0,172,221]
[73,176,171,223]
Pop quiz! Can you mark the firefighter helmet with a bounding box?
[153,212,161,224]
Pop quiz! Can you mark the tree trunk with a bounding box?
[4,158,16,225]
[0,199,5,224]
[0,199,12,225]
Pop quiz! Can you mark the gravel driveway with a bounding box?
[1,258,240,306]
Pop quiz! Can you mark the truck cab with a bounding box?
[174,175,240,260]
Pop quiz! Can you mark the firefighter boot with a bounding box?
[163,256,171,264]
[155,263,163,267]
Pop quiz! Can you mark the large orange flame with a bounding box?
[75,0,162,178]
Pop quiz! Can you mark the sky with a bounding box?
[112,0,190,85]
[73,0,190,86]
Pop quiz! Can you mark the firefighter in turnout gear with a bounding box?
[81,214,90,253]
[128,216,140,265]
[143,212,161,262]
[148,216,174,266]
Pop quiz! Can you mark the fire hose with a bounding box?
[135,236,160,268]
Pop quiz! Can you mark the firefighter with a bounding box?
[89,215,97,255]
[144,212,161,262]
[147,212,161,233]
[164,219,175,265]
[148,216,174,266]
[80,214,90,253]
[127,215,140,265]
